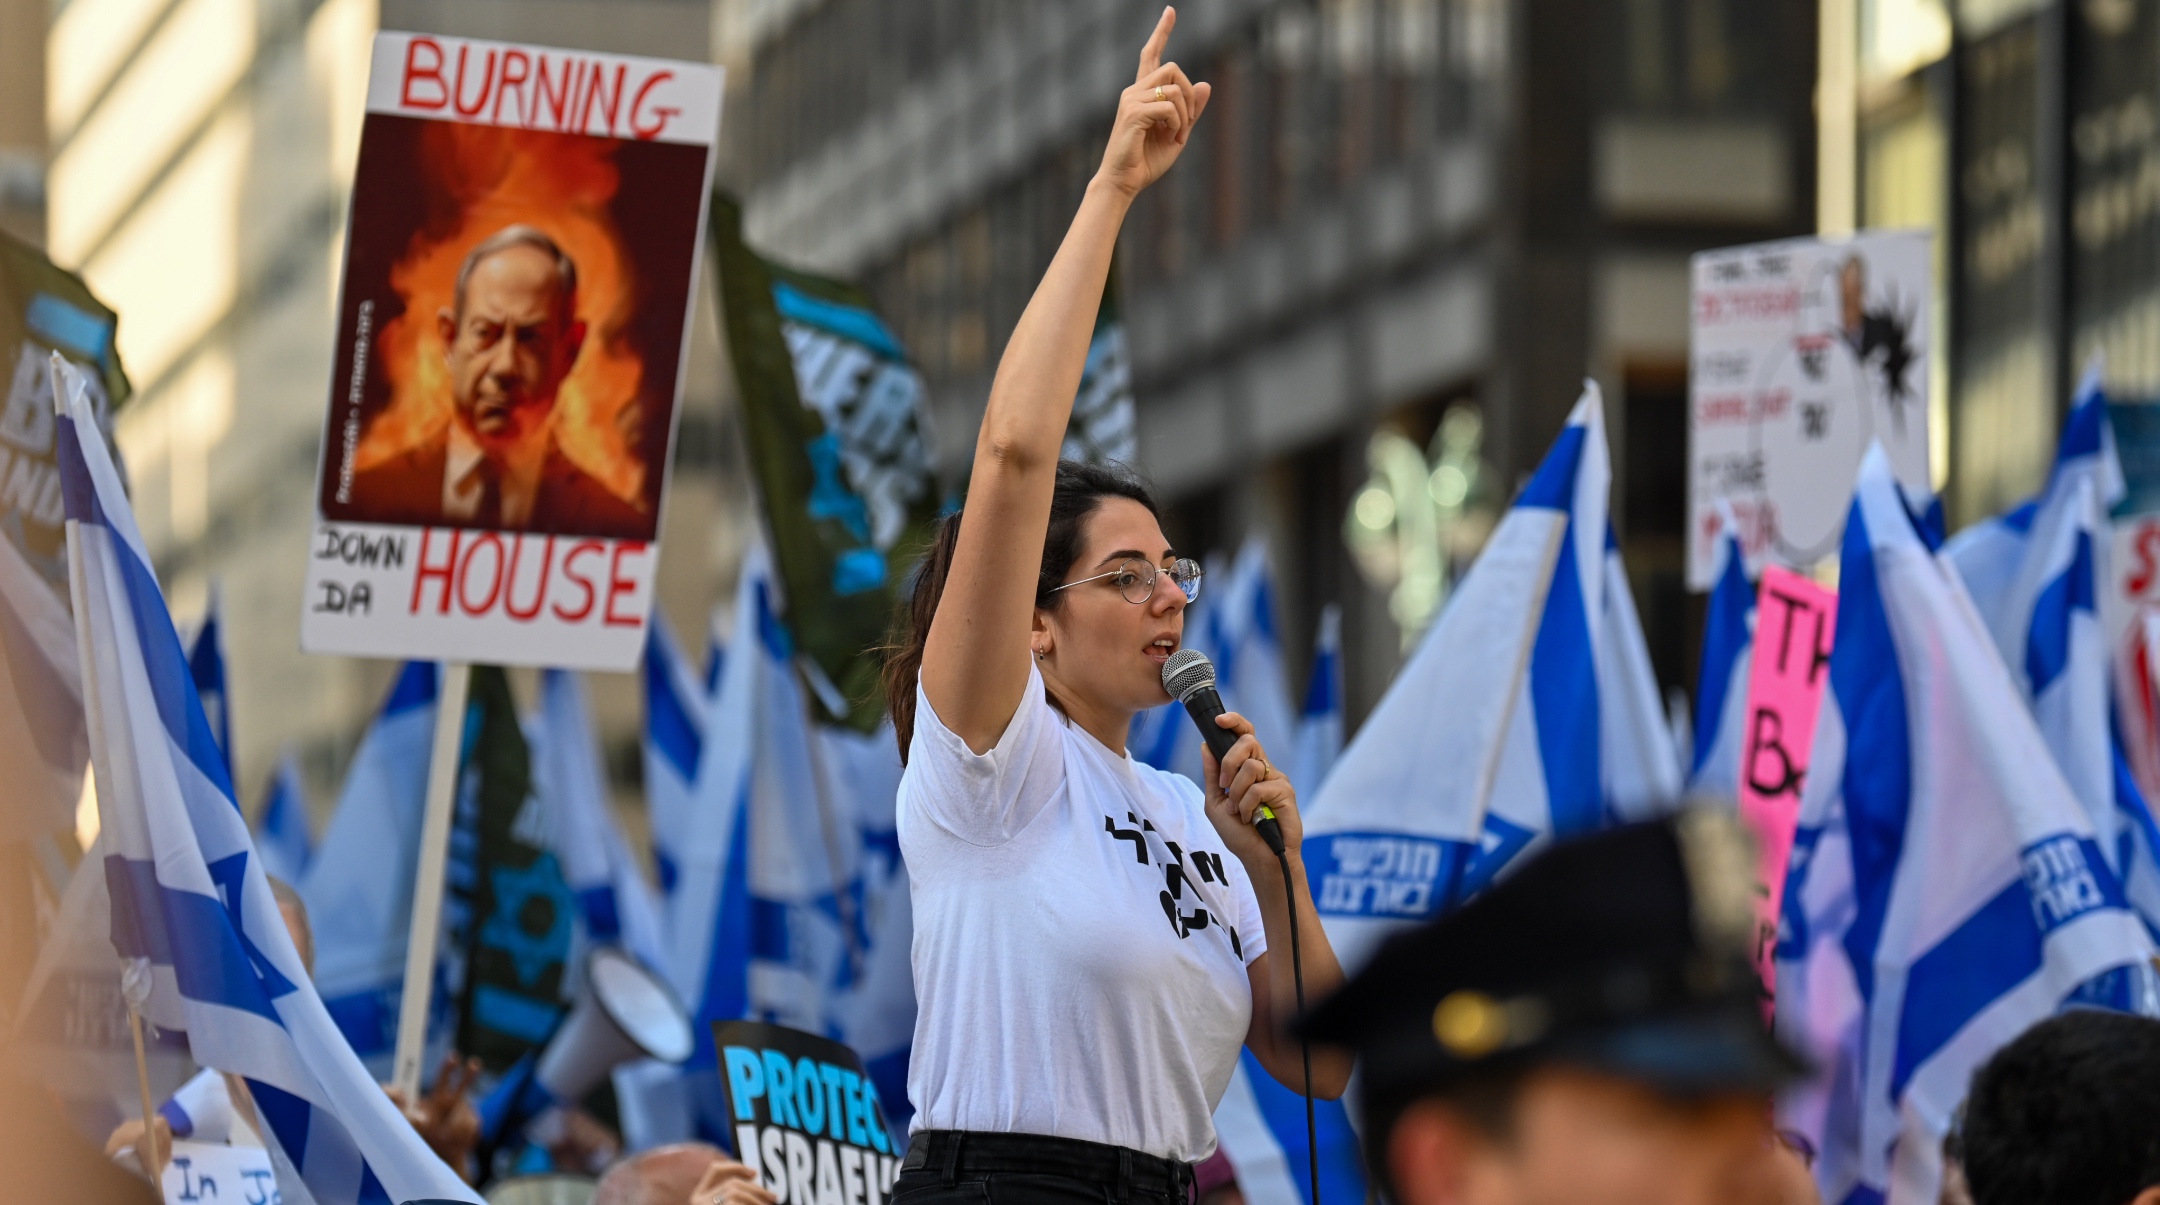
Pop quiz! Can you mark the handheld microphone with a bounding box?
[1161,649,1285,854]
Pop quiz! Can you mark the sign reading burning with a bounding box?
[1687,231,1933,589]
[302,33,721,669]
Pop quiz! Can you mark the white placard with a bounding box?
[159,1140,279,1204]
[1687,230,1933,588]
[302,34,721,669]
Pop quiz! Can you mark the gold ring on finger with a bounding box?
[1154,85,1167,101]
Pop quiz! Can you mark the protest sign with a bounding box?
[1738,566,1836,992]
[158,1140,279,1205]
[1688,231,1932,589]
[715,1021,901,1205]
[301,33,721,670]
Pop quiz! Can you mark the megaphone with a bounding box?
[480,948,694,1147]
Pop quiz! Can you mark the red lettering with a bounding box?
[453,45,497,118]
[494,50,531,125]
[580,64,625,136]
[604,542,648,626]
[401,37,448,109]
[2130,523,2160,596]
[458,533,506,614]
[630,70,679,139]
[503,535,555,621]
[410,529,460,614]
[554,541,604,621]
[535,55,575,129]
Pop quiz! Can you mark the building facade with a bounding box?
[731,0,1820,720]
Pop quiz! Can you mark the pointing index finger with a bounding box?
[1137,6,1175,81]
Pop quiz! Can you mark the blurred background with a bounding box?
[0,0,2140,832]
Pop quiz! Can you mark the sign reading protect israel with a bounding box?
[717,1021,901,1205]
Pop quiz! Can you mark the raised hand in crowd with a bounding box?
[382,1053,482,1180]
[689,1155,779,1205]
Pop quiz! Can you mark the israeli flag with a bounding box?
[821,718,913,1135]
[185,592,234,784]
[1687,509,1754,804]
[298,662,440,1068]
[662,547,763,1132]
[1778,445,2157,1205]
[531,668,666,971]
[0,501,86,840]
[1302,383,1681,969]
[255,754,314,885]
[53,356,478,1204]
[1290,604,1345,801]
[1944,364,2160,936]
[643,614,707,898]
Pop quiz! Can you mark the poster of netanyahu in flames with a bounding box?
[303,32,720,670]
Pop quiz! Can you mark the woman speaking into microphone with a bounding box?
[882,10,1350,1205]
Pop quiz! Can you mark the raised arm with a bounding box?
[921,7,1210,752]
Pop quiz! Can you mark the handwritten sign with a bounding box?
[1688,231,1932,589]
[160,1141,279,1204]
[300,33,722,670]
[1740,566,1837,996]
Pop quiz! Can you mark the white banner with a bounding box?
[1687,230,1933,588]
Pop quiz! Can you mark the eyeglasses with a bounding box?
[1053,556,1204,605]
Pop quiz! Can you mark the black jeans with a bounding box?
[892,1131,1196,1205]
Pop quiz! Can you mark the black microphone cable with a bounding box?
[1162,650,1320,1205]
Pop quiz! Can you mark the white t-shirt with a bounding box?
[899,667,1267,1162]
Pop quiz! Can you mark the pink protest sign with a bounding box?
[1740,565,1837,998]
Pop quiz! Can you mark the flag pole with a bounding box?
[126,1003,162,1179]
[57,355,163,1181]
[391,659,473,1101]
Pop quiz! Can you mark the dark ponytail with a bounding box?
[884,460,1161,763]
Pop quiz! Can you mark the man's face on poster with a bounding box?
[437,242,586,451]
[1840,257,1866,333]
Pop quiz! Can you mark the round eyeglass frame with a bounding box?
[1052,556,1204,605]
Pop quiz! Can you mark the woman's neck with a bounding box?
[1041,677,1131,758]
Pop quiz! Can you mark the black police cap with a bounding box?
[1299,811,1806,1100]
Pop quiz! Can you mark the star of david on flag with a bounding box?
[54,353,477,1205]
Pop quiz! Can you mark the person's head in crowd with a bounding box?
[1959,1009,2160,1205]
[267,876,313,973]
[1302,812,1809,1205]
[886,459,1190,762]
[594,1143,768,1205]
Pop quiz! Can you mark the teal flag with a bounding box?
[711,195,939,731]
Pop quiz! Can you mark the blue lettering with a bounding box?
[841,1070,869,1146]
[725,1047,767,1121]
[764,1050,802,1127]
[795,1056,826,1134]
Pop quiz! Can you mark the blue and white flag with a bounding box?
[185,592,233,785]
[1944,363,2160,932]
[1777,445,2156,1205]
[643,613,707,900]
[255,754,314,885]
[1290,604,1345,801]
[1301,383,1682,969]
[0,501,86,840]
[661,547,764,1135]
[531,668,667,971]
[54,355,478,1204]
[1688,509,1754,804]
[298,662,440,1069]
